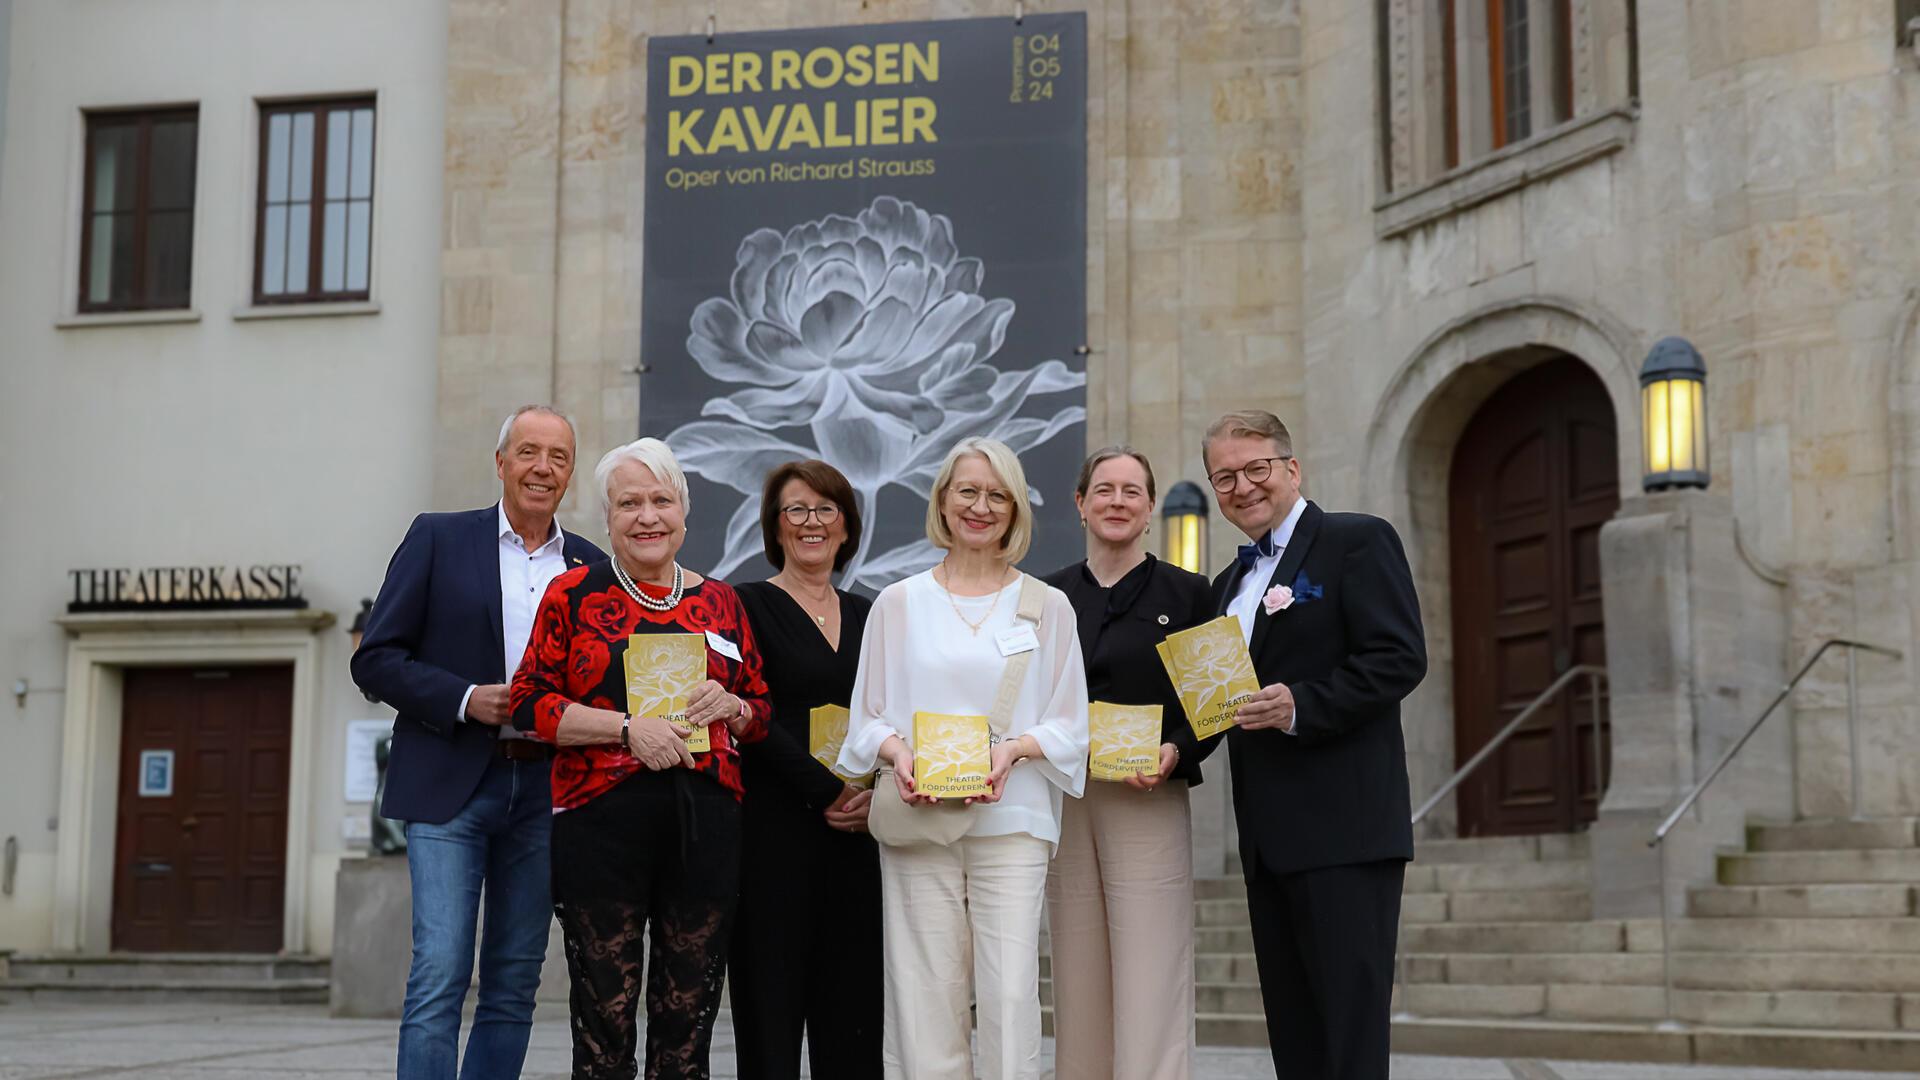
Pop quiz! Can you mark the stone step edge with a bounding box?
[7,952,328,966]
[1391,1016,1920,1071]
[0,978,331,992]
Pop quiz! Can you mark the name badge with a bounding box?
[995,624,1039,657]
[705,630,742,662]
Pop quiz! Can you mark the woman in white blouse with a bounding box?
[838,436,1090,1080]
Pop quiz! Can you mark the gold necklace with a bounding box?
[778,575,835,626]
[937,563,1003,636]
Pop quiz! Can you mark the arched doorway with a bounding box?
[1449,354,1617,836]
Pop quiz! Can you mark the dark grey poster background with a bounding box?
[640,14,1087,594]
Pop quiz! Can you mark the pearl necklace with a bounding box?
[613,560,684,611]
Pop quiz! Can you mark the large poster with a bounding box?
[642,15,1087,592]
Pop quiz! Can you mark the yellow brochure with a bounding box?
[809,703,873,784]
[1088,702,1163,782]
[1159,615,1258,741]
[624,633,711,753]
[912,711,991,799]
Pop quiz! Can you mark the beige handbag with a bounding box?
[869,574,1049,848]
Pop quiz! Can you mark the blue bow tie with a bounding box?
[1236,532,1278,571]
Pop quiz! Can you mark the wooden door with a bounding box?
[112,665,293,952]
[1449,356,1616,836]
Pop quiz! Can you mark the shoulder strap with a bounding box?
[987,574,1047,736]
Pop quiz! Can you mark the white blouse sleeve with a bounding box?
[838,582,904,775]
[1019,587,1090,799]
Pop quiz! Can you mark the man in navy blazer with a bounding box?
[1192,410,1426,1080]
[353,406,604,1080]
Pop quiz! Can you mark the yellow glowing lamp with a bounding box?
[1161,480,1210,574]
[1641,337,1709,491]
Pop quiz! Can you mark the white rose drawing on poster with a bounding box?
[668,196,1085,589]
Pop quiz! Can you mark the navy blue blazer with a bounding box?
[351,506,605,824]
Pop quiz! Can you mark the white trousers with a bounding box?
[1045,779,1196,1080]
[879,833,1052,1080]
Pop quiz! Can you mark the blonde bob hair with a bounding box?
[594,437,690,517]
[924,437,1033,565]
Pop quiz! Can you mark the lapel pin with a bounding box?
[1157,614,1169,625]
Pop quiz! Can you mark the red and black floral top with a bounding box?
[509,562,771,811]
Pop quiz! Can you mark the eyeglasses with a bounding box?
[781,504,840,526]
[1208,456,1291,494]
[950,485,1014,512]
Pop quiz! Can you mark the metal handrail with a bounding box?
[1396,663,1609,1019]
[1646,637,1904,1030]
[1411,664,1610,826]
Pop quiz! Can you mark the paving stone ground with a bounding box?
[0,1002,1910,1079]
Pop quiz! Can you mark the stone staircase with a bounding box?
[0,952,329,1005]
[1393,820,1920,1069]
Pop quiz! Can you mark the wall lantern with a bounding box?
[347,597,378,703]
[1641,336,1709,492]
[1162,480,1210,574]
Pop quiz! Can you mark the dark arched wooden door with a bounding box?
[1449,355,1617,836]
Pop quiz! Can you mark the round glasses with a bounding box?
[782,504,840,526]
[1208,456,1290,494]
[950,485,1014,512]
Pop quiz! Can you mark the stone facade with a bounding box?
[432,0,1920,897]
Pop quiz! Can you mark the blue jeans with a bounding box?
[397,756,552,1080]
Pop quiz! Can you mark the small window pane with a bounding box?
[95,211,137,305]
[290,112,314,202]
[347,200,371,291]
[322,201,346,291]
[326,110,351,199]
[90,125,137,213]
[146,209,193,306]
[149,119,197,211]
[262,205,288,294]
[287,205,311,293]
[88,214,116,302]
[349,109,374,199]
[266,114,291,202]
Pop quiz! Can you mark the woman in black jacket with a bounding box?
[1042,446,1214,1080]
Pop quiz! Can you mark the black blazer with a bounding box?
[1203,501,1426,878]
[1044,555,1216,787]
[351,506,605,824]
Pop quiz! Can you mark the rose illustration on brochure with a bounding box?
[667,196,1086,590]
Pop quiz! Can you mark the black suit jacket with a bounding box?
[1201,501,1426,878]
[1043,555,1216,786]
[351,506,605,824]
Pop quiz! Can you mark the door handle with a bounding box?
[134,860,172,874]
[181,815,200,831]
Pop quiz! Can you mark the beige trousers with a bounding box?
[878,832,1052,1080]
[1045,779,1195,1080]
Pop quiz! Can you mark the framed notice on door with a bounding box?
[137,749,174,797]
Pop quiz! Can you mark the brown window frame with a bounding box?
[77,107,199,314]
[1488,0,1532,150]
[1551,0,1574,125]
[1441,0,1460,169]
[253,96,377,306]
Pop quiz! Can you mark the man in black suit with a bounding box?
[352,406,604,1080]
[1198,410,1426,1078]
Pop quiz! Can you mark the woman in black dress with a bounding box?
[728,459,882,1080]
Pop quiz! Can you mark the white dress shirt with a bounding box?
[457,503,570,736]
[1226,495,1307,734]
[838,571,1090,848]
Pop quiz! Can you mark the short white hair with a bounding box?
[496,405,577,454]
[924,437,1033,565]
[594,437,690,516]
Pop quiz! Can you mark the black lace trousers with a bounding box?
[551,770,742,1080]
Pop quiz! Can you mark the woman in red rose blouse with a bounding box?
[509,436,770,1080]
